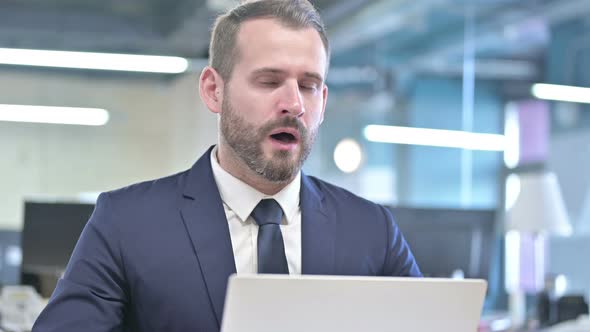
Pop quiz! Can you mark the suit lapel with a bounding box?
[300,174,336,275]
[180,146,236,327]
[178,150,337,323]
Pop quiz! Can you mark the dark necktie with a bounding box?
[251,199,289,274]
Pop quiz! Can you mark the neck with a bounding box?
[216,144,295,196]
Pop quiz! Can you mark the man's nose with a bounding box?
[277,81,305,117]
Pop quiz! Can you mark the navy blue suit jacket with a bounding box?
[33,146,421,332]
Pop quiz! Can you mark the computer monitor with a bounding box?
[21,201,95,296]
[389,206,497,280]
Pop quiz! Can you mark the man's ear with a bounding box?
[199,66,224,114]
[319,84,328,125]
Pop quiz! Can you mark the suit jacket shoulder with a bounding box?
[301,174,422,277]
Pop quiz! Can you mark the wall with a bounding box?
[546,17,590,231]
[547,18,590,134]
[406,77,503,208]
[549,130,590,230]
[0,70,217,229]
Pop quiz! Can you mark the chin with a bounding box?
[272,148,300,160]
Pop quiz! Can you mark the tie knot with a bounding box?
[251,199,283,226]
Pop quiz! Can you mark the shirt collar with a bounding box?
[210,147,301,224]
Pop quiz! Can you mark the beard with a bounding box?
[219,95,317,183]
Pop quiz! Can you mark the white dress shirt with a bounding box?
[210,148,302,275]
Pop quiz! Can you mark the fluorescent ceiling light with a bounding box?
[532,83,590,104]
[0,48,188,74]
[364,125,506,151]
[0,104,109,126]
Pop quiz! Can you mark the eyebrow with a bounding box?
[251,67,324,83]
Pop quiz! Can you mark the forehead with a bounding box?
[233,18,327,78]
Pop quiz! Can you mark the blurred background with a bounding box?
[0,0,589,330]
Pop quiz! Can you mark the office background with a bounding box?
[0,0,589,328]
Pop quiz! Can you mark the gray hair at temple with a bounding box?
[209,0,331,82]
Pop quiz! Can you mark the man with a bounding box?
[33,1,421,331]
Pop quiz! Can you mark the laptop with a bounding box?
[221,274,487,332]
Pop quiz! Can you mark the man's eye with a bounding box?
[260,81,278,86]
[300,84,318,91]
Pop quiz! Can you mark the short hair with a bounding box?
[209,0,330,82]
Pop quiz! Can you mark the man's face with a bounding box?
[219,18,328,183]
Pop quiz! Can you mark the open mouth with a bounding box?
[269,127,300,146]
[270,132,297,144]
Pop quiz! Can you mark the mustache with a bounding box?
[260,117,307,137]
